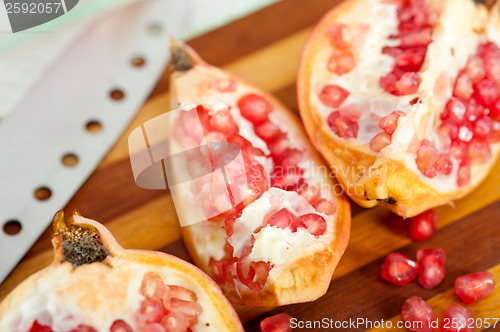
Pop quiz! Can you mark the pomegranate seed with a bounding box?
[489,121,500,142]
[328,50,355,75]
[435,154,452,175]
[370,132,392,152]
[455,271,495,304]
[29,321,54,332]
[267,208,303,232]
[401,296,436,332]
[465,56,485,84]
[454,72,473,100]
[441,305,473,332]
[383,46,403,57]
[474,79,499,107]
[380,252,418,286]
[417,248,446,289]
[140,299,165,323]
[209,110,237,136]
[325,23,352,49]
[473,116,493,138]
[449,140,467,159]
[142,323,166,332]
[456,158,471,187]
[254,122,282,143]
[397,72,421,95]
[318,84,350,108]
[379,111,404,135]
[271,167,303,191]
[299,213,327,236]
[161,312,189,332]
[278,149,304,168]
[314,199,337,215]
[237,94,273,124]
[458,125,473,143]
[268,134,289,156]
[400,28,432,47]
[464,100,485,122]
[260,313,293,332]
[444,98,466,122]
[141,272,168,302]
[170,298,202,317]
[409,209,437,242]
[484,55,500,85]
[110,320,133,332]
[298,185,321,206]
[169,285,197,302]
[468,138,491,162]
[415,140,440,178]
[395,48,426,71]
[327,110,359,139]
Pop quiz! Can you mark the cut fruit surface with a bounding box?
[298,0,500,217]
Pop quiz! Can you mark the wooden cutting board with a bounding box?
[1,0,499,330]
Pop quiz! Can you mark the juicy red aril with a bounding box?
[415,140,440,177]
[318,84,349,108]
[401,296,436,332]
[70,326,97,332]
[298,184,321,206]
[299,213,327,236]
[277,149,303,168]
[456,158,471,187]
[370,132,392,152]
[141,299,165,323]
[409,209,437,242]
[267,208,302,232]
[170,298,203,317]
[400,28,432,47]
[328,50,355,75]
[325,23,351,49]
[169,285,197,302]
[141,272,167,302]
[441,305,473,332]
[314,199,337,215]
[379,111,404,135]
[473,116,493,138]
[260,313,293,332]
[454,72,473,100]
[29,321,53,332]
[417,248,446,289]
[380,252,418,286]
[110,320,133,332]
[237,93,273,124]
[395,47,426,71]
[161,312,189,332]
[443,98,466,122]
[466,56,485,84]
[474,79,499,107]
[254,121,282,143]
[454,271,495,304]
[208,109,237,136]
[467,138,491,162]
[327,109,359,139]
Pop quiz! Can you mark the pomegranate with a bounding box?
[380,252,418,286]
[260,313,293,332]
[297,0,500,217]
[409,209,437,242]
[401,296,436,332]
[0,211,243,332]
[441,305,473,332]
[454,271,495,304]
[168,42,350,306]
[417,248,446,289]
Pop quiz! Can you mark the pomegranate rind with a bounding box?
[0,215,243,332]
[169,43,351,306]
[297,0,500,217]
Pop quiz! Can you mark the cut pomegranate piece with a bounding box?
[454,271,495,304]
[260,313,293,332]
[409,209,437,242]
[474,79,499,107]
[328,50,355,75]
[441,305,473,332]
[380,252,418,286]
[29,321,53,332]
[401,296,436,332]
[318,84,350,108]
[327,110,359,139]
[110,320,133,332]
[417,248,446,289]
[325,23,352,49]
[140,299,165,323]
[370,132,392,152]
[379,111,404,135]
[299,213,327,236]
[237,93,273,124]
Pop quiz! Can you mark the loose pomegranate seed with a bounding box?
[441,305,473,332]
[237,94,273,124]
[417,248,446,289]
[474,79,499,107]
[467,138,491,162]
[455,271,495,304]
[29,321,53,332]
[327,110,359,139]
[370,132,392,152]
[314,199,337,215]
[379,111,404,135]
[110,320,133,332]
[328,50,355,75]
[318,84,350,108]
[299,213,327,236]
[415,140,440,177]
[409,209,437,242]
[380,252,418,286]
[456,158,471,187]
[325,23,352,49]
[260,313,293,332]
[254,121,282,143]
[401,296,436,332]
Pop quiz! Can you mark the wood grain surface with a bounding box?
[1,0,499,331]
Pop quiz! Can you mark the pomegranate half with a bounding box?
[297,0,500,217]
[0,211,243,332]
[167,42,350,306]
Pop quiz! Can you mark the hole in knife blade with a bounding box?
[62,153,79,167]
[34,186,52,201]
[85,120,102,134]
[131,55,146,67]
[109,89,125,101]
[3,220,22,236]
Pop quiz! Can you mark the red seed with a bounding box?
[29,321,54,332]
[473,116,493,138]
[441,305,473,332]
[209,109,237,136]
[455,271,495,304]
[267,208,302,232]
[415,140,440,178]
[379,111,404,135]
[327,110,359,139]
[456,158,471,187]
[380,252,418,286]
[467,138,491,163]
[328,50,355,75]
[370,132,392,152]
[465,56,485,84]
[318,84,350,108]
[237,94,273,124]
[314,199,337,215]
[325,23,352,49]
[409,209,437,242]
[396,72,420,95]
[110,320,133,332]
[254,121,282,143]
[449,140,467,159]
[453,72,473,100]
[140,299,165,323]
[400,28,432,47]
[260,313,293,332]
[435,154,453,175]
[417,248,446,289]
[299,213,327,237]
[401,296,436,332]
[444,98,466,122]
[474,79,499,107]
[395,48,426,71]
[141,272,168,302]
